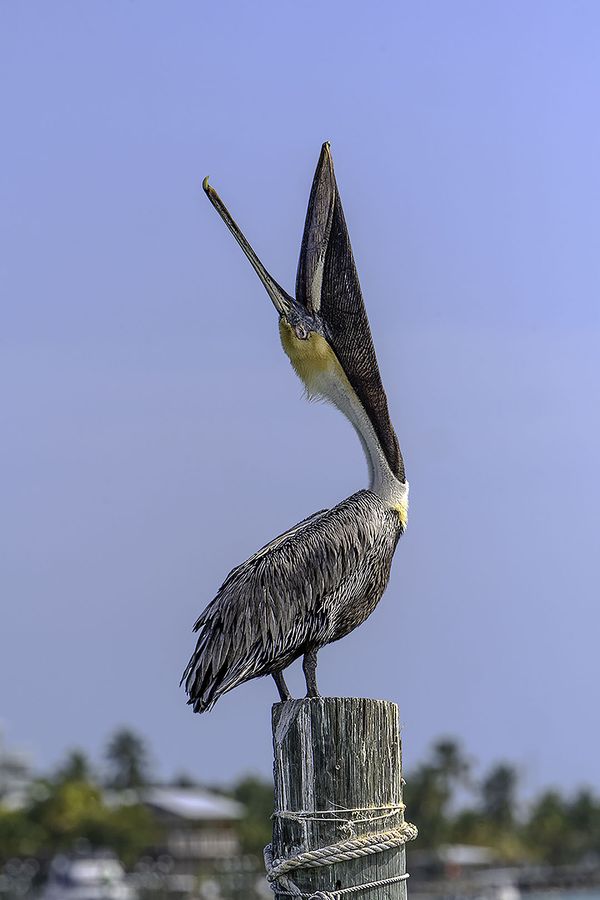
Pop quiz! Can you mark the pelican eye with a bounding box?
[295,323,309,340]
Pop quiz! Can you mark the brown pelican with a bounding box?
[183,143,408,712]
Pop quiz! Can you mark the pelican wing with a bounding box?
[182,492,394,712]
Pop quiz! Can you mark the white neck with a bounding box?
[310,366,409,510]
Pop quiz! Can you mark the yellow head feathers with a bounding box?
[279,320,346,398]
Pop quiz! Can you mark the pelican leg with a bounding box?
[303,649,320,698]
[273,670,292,702]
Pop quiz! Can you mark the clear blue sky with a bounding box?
[2,1,599,794]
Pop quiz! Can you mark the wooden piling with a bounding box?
[270,698,415,900]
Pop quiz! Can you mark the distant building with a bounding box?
[136,787,244,876]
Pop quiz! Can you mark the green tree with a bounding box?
[525,790,569,864]
[105,729,151,790]
[0,806,46,860]
[563,789,600,862]
[232,775,274,856]
[17,778,159,866]
[481,763,517,829]
[404,739,471,849]
[55,750,94,784]
[404,764,452,847]
[431,739,471,785]
[28,780,104,845]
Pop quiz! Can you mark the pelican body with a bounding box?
[183,144,408,713]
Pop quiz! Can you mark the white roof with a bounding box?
[142,787,243,821]
[438,844,495,865]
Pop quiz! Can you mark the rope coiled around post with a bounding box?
[265,820,418,898]
[272,872,410,898]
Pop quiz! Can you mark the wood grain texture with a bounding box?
[272,698,410,899]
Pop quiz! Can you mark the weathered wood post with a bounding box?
[266,698,417,900]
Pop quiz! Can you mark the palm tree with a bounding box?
[481,763,517,828]
[404,739,472,848]
[55,749,94,783]
[104,728,151,790]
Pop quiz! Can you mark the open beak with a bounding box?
[203,146,404,482]
[295,143,406,482]
[203,176,293,316]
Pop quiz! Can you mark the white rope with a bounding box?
[264,820,417,898]
[266,824,417,880]
[276,872,410,898]
[272,803,405,828]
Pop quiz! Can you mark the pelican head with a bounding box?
[203,143,406,502]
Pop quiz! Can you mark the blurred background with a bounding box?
[2,1,600,898]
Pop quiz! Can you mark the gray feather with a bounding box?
[182,490,402,713]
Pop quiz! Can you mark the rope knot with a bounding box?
[265,819,417,897]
